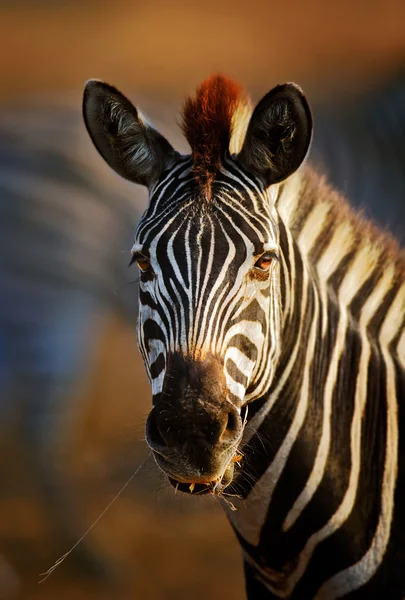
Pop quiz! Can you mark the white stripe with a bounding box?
[280,269,400,596]
[225,346,256,380]
[225,263,310,545]
[315,285,403,598]
[283,255,390,531]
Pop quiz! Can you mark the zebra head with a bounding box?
[83,76,312,494]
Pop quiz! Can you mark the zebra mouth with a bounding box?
[167,462,235,496]
[168,478,213,495]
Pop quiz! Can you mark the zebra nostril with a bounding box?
[220,407,241,442]
[145,410,167,450]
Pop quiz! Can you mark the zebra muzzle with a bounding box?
[167,459,237,496]
[167,446,245,496]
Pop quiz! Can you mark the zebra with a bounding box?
[83,74,405,598]
[0,100,145,584]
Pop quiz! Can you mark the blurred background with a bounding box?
[0,1,404,599]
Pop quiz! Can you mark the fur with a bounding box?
[181,74,248,197]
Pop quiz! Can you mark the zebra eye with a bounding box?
[131,253,152,273]
[254,252,277,272]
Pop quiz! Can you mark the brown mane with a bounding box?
[181,74,245,197]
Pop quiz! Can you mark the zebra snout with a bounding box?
[145,399,243,485]
[146,401,242,450]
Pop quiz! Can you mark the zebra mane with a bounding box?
[279,166,405,293]
[181,74,251,197]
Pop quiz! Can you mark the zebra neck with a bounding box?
[276,165,405,353]
[227,166,405,565]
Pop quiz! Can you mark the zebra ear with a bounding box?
[83,80,177,187]
[238,83,312,185]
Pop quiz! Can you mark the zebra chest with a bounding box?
[244,550,299,598]
[223,491,304,597]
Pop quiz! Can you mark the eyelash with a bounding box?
[130,253,153,273]
[254,252,278,272]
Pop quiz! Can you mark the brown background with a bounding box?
[0,1,404,599]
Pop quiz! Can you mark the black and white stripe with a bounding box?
[83,77,405,599]
[227,168,405,598]
[135,155,281,406]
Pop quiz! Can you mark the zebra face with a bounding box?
[134,167,282,403]
[133,171,282,490]
[83,75,312,492]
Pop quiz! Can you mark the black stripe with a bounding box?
[226,358,248,388]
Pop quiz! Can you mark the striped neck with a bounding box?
[277,165,405,345]
[226,165,405,597]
